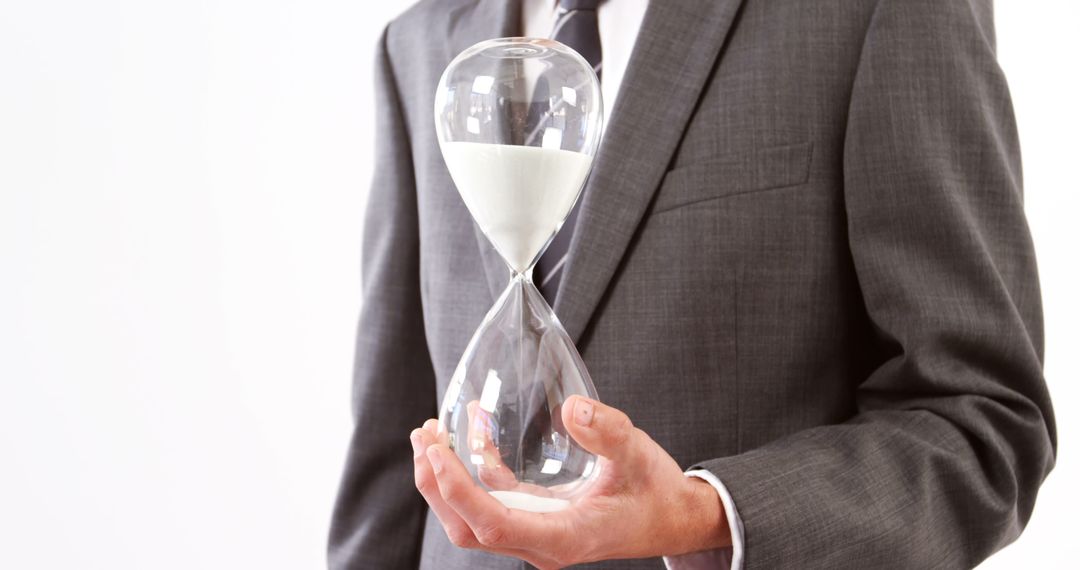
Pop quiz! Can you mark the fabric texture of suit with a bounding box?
[328,0,1057,568]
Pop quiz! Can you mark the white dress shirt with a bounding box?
[522,1,745,568]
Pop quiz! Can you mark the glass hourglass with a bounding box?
[433,38,603,513]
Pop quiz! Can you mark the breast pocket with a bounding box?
[652,141,814,214]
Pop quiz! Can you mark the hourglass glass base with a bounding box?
[489,490,571,513]
[438,274,601,510]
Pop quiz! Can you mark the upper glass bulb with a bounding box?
[433,38,604,512]
[434,37,604,274]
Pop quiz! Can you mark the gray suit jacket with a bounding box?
[329,0,1057,568]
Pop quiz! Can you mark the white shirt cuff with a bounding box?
[661,469,745,570]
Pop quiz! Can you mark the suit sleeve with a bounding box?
[691,1,1056,567]
[328,23,436,570]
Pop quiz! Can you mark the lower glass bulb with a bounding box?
[438,277,600,512]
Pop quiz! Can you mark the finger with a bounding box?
[427,443,561,550]
[411,428,481,549]
[422,418,439,438]
[421,417,451,446]
[424,413,553,496]
[561,396,644,465]
[465,401,520,490]
[417,437,550,560]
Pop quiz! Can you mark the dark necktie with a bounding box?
[533,0,602,305]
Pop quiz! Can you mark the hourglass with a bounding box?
[433,38,603,513]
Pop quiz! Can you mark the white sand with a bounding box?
[489,490,571,513]
[440,142,592,273]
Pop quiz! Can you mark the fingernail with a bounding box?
[427,447,444,473]
[574,398,594,427]
[410,433,423,458]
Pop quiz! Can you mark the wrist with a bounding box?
[670,475,732,555]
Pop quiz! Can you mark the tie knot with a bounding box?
[559,0,601,12]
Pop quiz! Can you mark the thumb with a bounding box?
[562,395,643,464]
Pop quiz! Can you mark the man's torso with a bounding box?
[388,0,881,566]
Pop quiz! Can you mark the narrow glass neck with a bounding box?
[510,266,535,284]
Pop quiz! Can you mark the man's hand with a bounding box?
[409,396,731,569]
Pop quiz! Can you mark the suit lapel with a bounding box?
[554,0,746,343]
[446,0,523,301]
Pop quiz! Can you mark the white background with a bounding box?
[0,1,1075,568]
